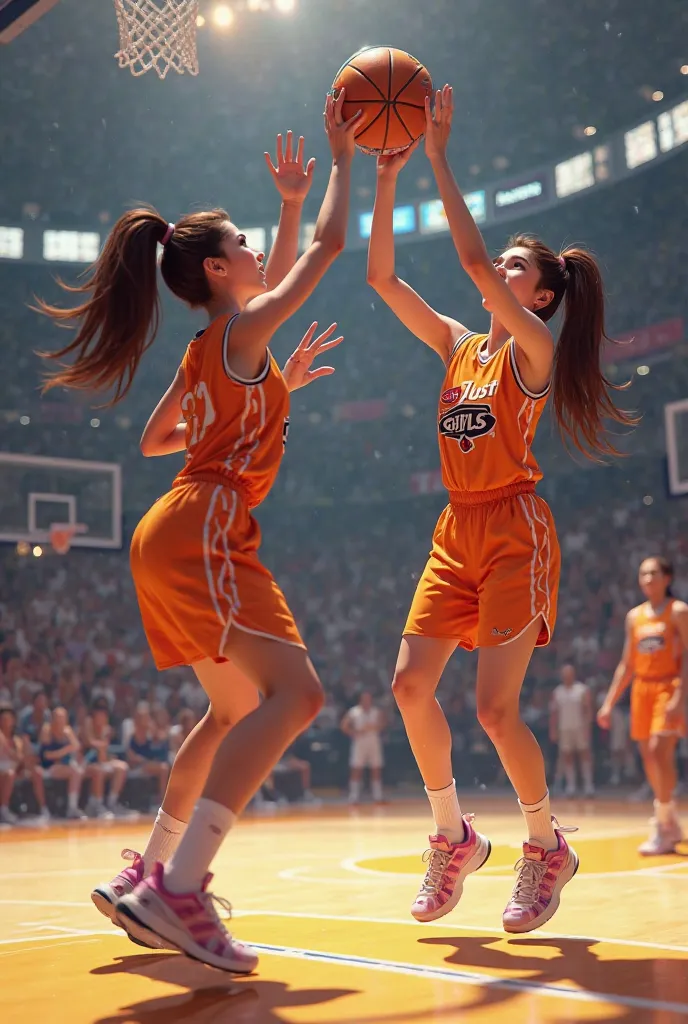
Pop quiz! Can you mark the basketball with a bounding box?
[331,47,433,156]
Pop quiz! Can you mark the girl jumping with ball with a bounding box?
[367,84,635,933]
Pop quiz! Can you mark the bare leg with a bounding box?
[200,629,323,813]
[391,635,458,790]
[348,766,363,802]
[108,761,128,803]
[649,735,678,803]
[0,769,15,808]
[475,620,546,805]
[160,658,260,823]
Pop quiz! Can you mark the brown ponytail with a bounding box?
[36,205,232,403]
[508,234,638,460]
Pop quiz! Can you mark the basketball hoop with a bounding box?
[113,0,199,78]
[49,522,87,555]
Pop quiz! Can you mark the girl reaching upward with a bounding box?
[367,84,634,934]
[37,92,361,971]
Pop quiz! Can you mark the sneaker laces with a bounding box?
[510,856,548,907]
[199,890,233,928]
[419,813,474,894]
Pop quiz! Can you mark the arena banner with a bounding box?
[333,399,388,422]
[604,317,684,364]
[409,468,444,495]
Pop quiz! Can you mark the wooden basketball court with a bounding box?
[1,799,687,1023]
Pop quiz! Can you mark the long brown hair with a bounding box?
[35,206,231,403]
[508,233,638,459]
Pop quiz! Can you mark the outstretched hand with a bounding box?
[323,89,363,161]
[264,131,316,203]
[376,139,419,180]
[282,321,343,392]
[424,83,454,161]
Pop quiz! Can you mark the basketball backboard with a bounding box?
[664,398,688,496]
[0,453,122,549]
[0,0,60,44]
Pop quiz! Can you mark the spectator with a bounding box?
[81,698,129,818]
[0,706,24,824]
[125,703,170,808]
[37,706,86,820]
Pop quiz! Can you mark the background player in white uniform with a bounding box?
[549,664,594,797]
[341,691,385,804]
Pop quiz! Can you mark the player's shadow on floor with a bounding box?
[91,953,357,1024]
[418,934,688,1023]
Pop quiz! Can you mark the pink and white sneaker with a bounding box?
[91,849,167,949]
[116,862,258,973]
[502,819,579,934]
[411,814,491,923]
[638,817,683,855]
[91,849,144,924]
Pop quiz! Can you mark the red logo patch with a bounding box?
[459,436,474,453]
[442,387,461,404]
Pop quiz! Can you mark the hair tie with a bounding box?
[161,223,175,246]
[558,254,567,270]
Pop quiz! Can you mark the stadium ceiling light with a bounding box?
[274,0,296,13]
[583,126,597,136]
[637,365,650,375]
[213,5,235,27]
[32,545,43,558]
[651,90,664,102]
[196,14,205,26]
[680,65,688,75]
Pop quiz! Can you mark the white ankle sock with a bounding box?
[519,791,557,851]
[372,779,383,801]
[142,808,188,875]
[349,779,361,802]
[67,790,78,812]
[425,779,465,844]
[164,798,236,894]
[655,799,677,826]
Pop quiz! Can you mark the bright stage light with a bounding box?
[274,0,296,13]
[213,5,235,28]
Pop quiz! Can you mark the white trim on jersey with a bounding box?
[222,315,270,385]
[508,340,550,399]
[449,331,475,358]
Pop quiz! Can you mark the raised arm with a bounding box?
[263,131,316,290]
[597,612,635,728]
[366,143,467,362]
[140,366,187,457]
[425,85,553,383]
[227,92,360,376]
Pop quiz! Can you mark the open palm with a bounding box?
[265,131,315,203]
[282,322,343,392]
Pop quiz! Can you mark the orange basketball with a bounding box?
[331,47,433,156]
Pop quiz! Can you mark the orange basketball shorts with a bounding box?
[404,484,560,650]
[130,479,304,670]
[630,678,686,741]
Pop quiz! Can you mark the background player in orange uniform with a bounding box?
[598,557,688,854]
[37,92,362,971]
[367,84,635,934]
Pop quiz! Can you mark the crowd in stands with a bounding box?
[2,464,687,822]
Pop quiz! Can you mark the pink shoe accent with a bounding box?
[117,862,258,973]
[91,849,143,917]
[502,819,579,934]
[411,814,491,923]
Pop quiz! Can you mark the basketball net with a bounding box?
[49,523,87,556]
[113,0,199,78]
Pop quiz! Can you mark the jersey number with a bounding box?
[181,381,216,449]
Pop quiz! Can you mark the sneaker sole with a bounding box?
[411,835,492,923]
[92,887,167,950]
[116,899,257,973]
[502,848,580,934]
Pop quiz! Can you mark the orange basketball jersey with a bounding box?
[438,332,549,494]
[630,600,683,681]
[174,314,289,509]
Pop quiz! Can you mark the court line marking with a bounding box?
[249,940,688,1014]
[233,909,688,955]
[0,899,93,907]
[0,922,684,1013]
[340,855,688,882]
